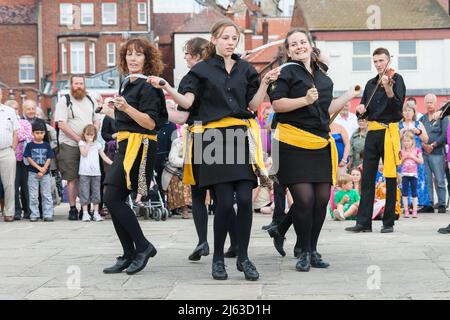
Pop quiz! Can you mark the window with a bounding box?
[89,42,95,74]
[81,3,94,25]
[19,56,35,83]
[138,3,147,24]
[60,3,73,25]
[352,41,371,71]
[61,43,67,74]
[107,43,116,66]
[71,42,85,74]
[399,41,417,71]
[102,3,117,25]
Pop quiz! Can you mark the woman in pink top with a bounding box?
[400,131,424,218]
[4,100,33,220]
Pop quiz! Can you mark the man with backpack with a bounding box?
[54,76,101,220]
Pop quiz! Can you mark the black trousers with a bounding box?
[15,161,29,217]
[356,130,397,227]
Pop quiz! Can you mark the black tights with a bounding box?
[213,180,253,263]
[104,185,150,260]
[191,185,208,245]
[277,204,301,249]
[191,186,237,248]
[288,183,330,253]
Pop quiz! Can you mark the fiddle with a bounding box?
[357,58,395,119]
[382,67,396,86]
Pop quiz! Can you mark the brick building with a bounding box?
[0,0,40,107]
[0,0,155,114]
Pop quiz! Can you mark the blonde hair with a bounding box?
[337,174,353,187]
[401,130,416,148]
[4,100,18,109]
[81,124,97,142]
[205,19,241,59]
[402,104,416,121]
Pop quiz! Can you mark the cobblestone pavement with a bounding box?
[1,204,450,300]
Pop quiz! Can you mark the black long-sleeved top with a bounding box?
[360,73,406,123]
[178,53,260,124]
[116,78,168,135]
[268,60,334,139]
[101,116,117,142]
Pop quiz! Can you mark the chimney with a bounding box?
[226,5,234,21]
[245,9,251,29]
[262,19,269,45]
[244,29,253,51]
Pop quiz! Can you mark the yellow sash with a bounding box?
[367,121,400,178]
[182,117,266,185]
[117,131,157,190]
[274,123,338,185]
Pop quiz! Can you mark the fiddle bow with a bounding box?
[357,57,395,119]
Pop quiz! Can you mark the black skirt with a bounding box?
[191,126,256,188]
[275,140,332,186]
[104,139,157,191]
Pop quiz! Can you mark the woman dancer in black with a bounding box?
[268,28,358,271]
[102,37,167,275]
[151,20,279,280]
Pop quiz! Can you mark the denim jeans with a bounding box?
[28,172,53,219]
[423,153,446,206]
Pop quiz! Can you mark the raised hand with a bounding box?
[305,87,319,105]
[262,67,281,85]
[113,95,129,112]
[356,104,366,115]
[147,76,168,89]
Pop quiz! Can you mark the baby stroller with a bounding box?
[128,173,170,221]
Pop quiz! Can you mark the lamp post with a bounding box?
[20,89,27,106]
[8,89,15,100]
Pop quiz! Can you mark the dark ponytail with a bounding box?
[184,37,209,61]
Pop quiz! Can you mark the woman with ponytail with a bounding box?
[149,36,222,262]
[267,28,358,272]
[150,19,280,281]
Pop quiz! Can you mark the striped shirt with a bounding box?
[0,104,19,149]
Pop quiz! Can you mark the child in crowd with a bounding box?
[252,157,274,214]
[79,124,112,222]
[373,174,402,220]
[350,167,362,195]
[23,122,54,222]
[400,131,424,218]
[333,174,360,221]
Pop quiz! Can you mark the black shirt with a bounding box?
[178,53,260,124]
[177,75,201,125]
[360,73,406,123]
[268,60,334,138]
[101,116,117,142]
[116,78,168,135]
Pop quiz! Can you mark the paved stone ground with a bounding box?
[1,203,450,300]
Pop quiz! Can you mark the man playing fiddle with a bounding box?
[346,47,406,233]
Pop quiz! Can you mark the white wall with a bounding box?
[278,0,295,16]
[173,32,245,88]
[153,0,204,13]
[316,39,450,95]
